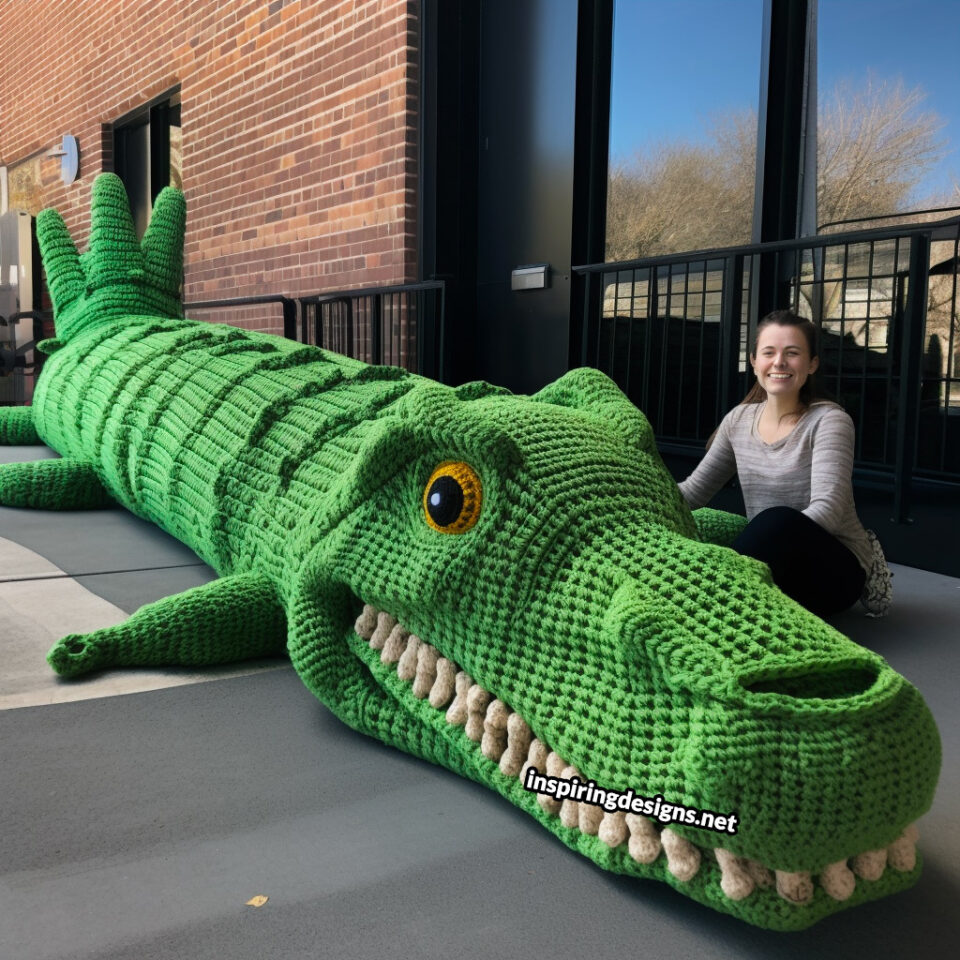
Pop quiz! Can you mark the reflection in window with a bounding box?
[818,0,959,231]
[817,1,960,417]
[605,0,763,261]
[113,91,182,238]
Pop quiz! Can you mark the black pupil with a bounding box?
[427,475,465,527]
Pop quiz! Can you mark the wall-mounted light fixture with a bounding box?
[46,136,79,185]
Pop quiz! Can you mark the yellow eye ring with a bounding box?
[423,461,483,533]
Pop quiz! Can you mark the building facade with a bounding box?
[0,0,419,335]
[2,0,957,574]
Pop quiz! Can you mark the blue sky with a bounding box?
[609,0,960,202]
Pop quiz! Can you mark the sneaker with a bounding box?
[860,529,893,617]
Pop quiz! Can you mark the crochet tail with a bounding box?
[35,174,185,343]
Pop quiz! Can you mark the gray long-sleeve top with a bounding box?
[677,400,874,572]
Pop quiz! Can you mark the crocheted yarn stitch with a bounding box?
[0,175,941,931]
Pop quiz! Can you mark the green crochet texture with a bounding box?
[0,175,941,931]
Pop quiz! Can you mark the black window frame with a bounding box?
[112,89,182,238]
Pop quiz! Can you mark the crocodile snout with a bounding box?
[602,547,938,871]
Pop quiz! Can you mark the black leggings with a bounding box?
[731,506,866,616]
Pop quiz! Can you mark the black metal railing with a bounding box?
[0,310,49,406]
[2,280,446,404]
[575,217,960,521]
[299,280,445,380]
[184,295,298,340]
[185,281,446,379]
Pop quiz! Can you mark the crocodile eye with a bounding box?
[423,462,482,533]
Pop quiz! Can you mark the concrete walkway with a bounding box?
[1,443,957,959]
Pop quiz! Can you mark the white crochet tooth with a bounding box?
[481,699,510,761]
[368,610,397,649]
[397,634,421,681]
[537,793,562,815]
[412,643,439,699]
[598,811,628,849]
[851,848,887,881]
[520,738,548,784]
[625,814,661,864]
[743,859,775,888]
[545,751,566,777]
[775,870,814,905]
[714,848,756,901]
[820,860,856,901]
[499,713,533,777]
[579,802,604,836]
[536,750,565,815]
[558,765,581,829]
[887,823,919,872]
[559,800,580,828]
[354,604,378,640]
[380,622,409,664]
[429,657,457,709]
[445,671,473,726]
[661,828,701,882]
[537,793,563,817]
[465,685,492,742]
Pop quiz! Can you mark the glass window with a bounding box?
[113,92,182,238]
[818,0,960,231]
[818,1,960,423]
[605,0,764,261]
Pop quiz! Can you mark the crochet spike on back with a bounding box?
[35,173,185,343]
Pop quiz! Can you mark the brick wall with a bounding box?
[0,0,419,335]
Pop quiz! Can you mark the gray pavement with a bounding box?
[1,443,958,959]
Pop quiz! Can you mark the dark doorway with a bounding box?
[473,0,580,393]
[113,93,182,239]
[421,0,611,393]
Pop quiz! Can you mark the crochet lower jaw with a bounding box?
[350,603,921,930]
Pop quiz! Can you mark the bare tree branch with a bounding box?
[606,77,950,261]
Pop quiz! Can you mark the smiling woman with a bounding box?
[677,309,893,617]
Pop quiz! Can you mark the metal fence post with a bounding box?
[371,295,382,365]
[720,255,744,412]
[345,299,354,358]
[892,234,930,523]
[437,281,446,382]
[282,298,297,341]
[580,270,594,366]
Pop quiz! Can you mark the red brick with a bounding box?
[0,0,420,312]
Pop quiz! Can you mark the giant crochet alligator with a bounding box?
[0,175,941,930]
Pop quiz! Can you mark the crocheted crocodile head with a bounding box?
[287,375,940,932]
[7,174,940,932]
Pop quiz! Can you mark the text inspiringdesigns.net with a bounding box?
[522,766,740,834]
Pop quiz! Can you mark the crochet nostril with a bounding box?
[742,664,879,700]
[66,639,86,655]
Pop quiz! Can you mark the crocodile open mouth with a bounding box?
[353,603,919,908]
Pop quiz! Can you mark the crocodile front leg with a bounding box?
[0,407,40,445]
[47,573,288,677]
[692,506,748,547]
[0,459,114,509]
